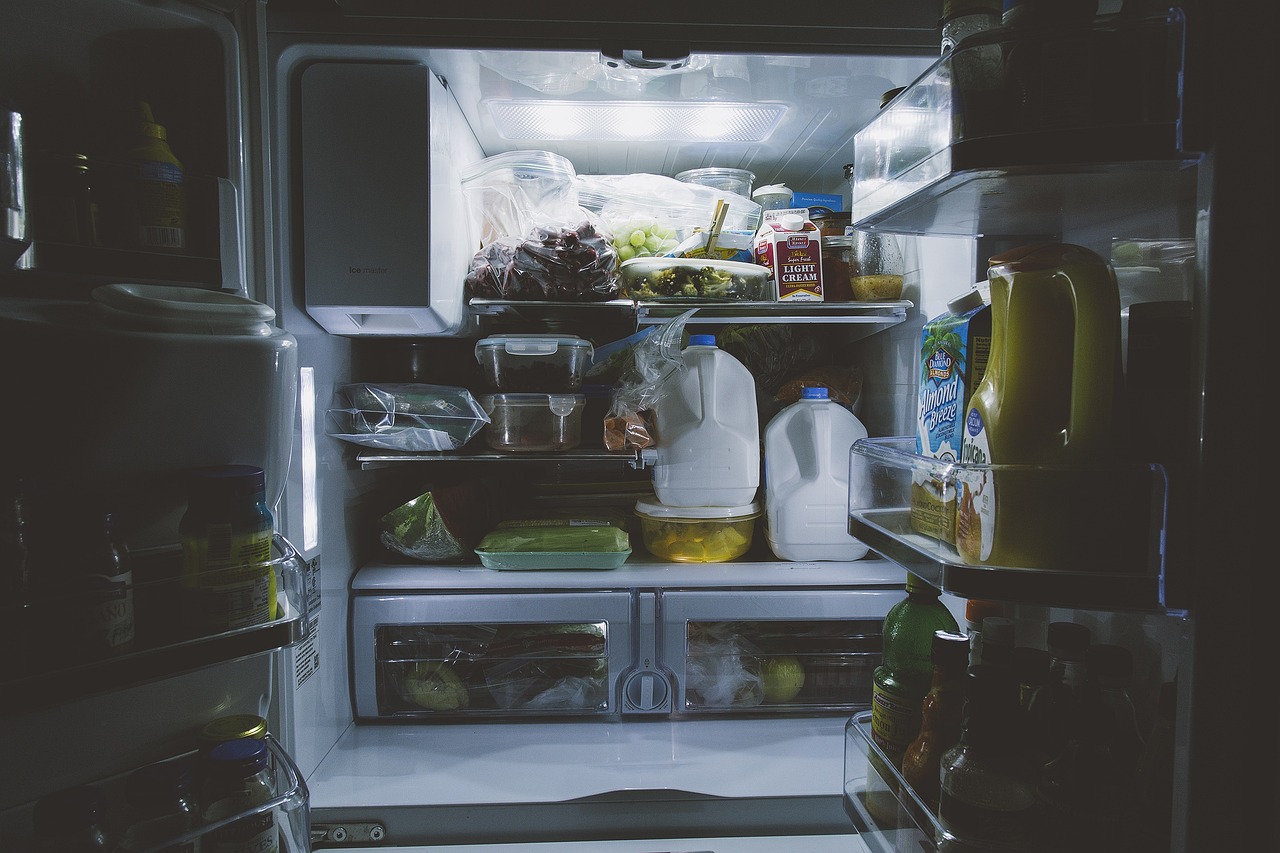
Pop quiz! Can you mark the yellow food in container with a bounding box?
[634,498,760,562]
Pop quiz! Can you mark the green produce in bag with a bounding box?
[379,481,490,562]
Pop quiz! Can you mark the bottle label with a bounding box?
[956,407,995,561]
[183,526,276,632]
[871,681,922,767]
[131,160,186,250]
[71,570,136,653]
[203,796,278,853]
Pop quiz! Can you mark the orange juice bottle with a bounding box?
[956,243,1124,569]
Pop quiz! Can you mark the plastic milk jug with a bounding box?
[956,243,1124,569]
[764,386,870,561]
[651,334,760,507]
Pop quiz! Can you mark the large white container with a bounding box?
[764,386,870,561]
[650,334,759,508]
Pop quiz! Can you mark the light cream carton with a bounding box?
[753,208,824,301]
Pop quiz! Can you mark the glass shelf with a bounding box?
[0,534,311,715]
[848,437,1168,611]
[469,298,911,329]
[358,447,638,469]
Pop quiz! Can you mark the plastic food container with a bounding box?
[810,209,852,238]
[618,257,772,302]
[474,520,632,570]
[820,235,856,302]
[675,167,755,199]
[479,393,585,452]
[475,334,594,392]
[634,499,761,562]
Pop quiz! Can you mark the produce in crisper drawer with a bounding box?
[402,661,470,711]
[760,655,806,703]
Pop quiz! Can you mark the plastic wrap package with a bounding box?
[327,384,489,452]
[578,173,762,264]
[464,221,619,302]
[482,623,609,711]
[685,627,765,708]
[378,480,494,562]
[602,310,697,451]
[462,150,582,249]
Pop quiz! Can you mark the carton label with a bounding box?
[911,301,991,542]
[754,208,824,302]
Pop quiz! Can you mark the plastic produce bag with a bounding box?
[602,310,697,451]
[685,631,764,708]
[378,480,494,562]
[327,384,489,452]
[463,221,619,302]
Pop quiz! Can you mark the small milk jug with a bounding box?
[651,334,759,507]
[956,242,1124,569]
[764,386,870,561]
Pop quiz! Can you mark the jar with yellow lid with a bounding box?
[198,714,268,746]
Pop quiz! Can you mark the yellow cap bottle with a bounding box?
[125,101,186,252]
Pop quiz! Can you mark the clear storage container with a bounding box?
[634,499,760,563]
[479,393,586,452]
[618,256,772,302]
[475,334,593,392]
[674,167,755,198]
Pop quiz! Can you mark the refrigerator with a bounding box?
[0,0,1270,851]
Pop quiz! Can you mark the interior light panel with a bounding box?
[486,99,788,143]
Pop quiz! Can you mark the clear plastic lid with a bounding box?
[634,498,761,521]
[475,334,593,357]
[459,149,576,184]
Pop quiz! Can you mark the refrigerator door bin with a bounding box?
[848,437,1169,609]
[0,733,309,853]
[659,589,899,715]
[351,591,634,720]
[848,9,1192,233]
[2,533,311,715]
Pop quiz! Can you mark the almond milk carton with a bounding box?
[754,208,824,302]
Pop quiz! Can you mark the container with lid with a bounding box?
[199,714,269,746]
[809,209,852,238]
[201,738,278,853]
[819,235,856,302]
[751,184,792,212]
[479,393,586,452]
[619,256,772,302]
[179,464,276,636]
[674,167,755,199]
[849,229,905,301]
[475,334,593,392]
[634,498,760,563]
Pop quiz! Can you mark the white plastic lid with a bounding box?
[90,283,276,335]
[780,213,806,232]
[634,498,761,521]
[947,288,986,315]
[752,184,792,199]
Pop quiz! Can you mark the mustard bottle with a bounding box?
[124,101,186,252]
[955,243,1123,569]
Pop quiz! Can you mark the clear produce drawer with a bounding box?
[848,437,1168,610]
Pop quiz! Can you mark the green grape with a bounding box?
[644,234,663,253]
[658,239,680,254]
[628,229,647,248]
[617,244,636,262]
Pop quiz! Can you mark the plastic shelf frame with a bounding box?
[847,9,1195,236]
[847,437,1168,610]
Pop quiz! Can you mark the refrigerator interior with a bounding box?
[3,0,1260,850]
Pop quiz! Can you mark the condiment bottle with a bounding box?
[1086,643,1146,779]
[201,738,279,853]
[938,665,1040,850]
[872,573,961,772]
[121,101,186,252]
[1036,690,1125,849]
[963,599,1004,669]
[901,630,970,807]
[1126,680,1176,852]
[31,785,113,852]
[940,0,1003,54]
[116,760,199,853]
[64,508,135,657]
[1025,621,1092,765]
[180,465,276,637]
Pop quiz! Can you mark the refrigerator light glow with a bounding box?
[300,366,318,552]
[485,99,787,143]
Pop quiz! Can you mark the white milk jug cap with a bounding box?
[780,213,806,232]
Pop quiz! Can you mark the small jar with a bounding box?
[849,229,905,301]
[819,235,855,302]
[810,209,852,238]
[201,738,279,853]
[180,465,276,636]
[117,761,198,853]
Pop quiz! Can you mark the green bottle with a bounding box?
[872,572,960,772]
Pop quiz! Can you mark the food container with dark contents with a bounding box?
[475,334,593,392]
[479,393,585,452]
[820,235,856,302]
[809,209,852,238]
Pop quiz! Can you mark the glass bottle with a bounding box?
[976,616,1014,672]
[1126,680,1176,852]
[901,630,970,808]
[1025,621,1091,764]
[1086,642,1145,779]
[180,464,276,637]
[1036,690,1126,850]
[31,784,112,852]
[938,665,1040,850]
[65,508,136,658]
[963,599,1004,670]
[116,760,198,853]
[1011,646,1050,714]
[872,573,961,772]
[940,1,1003,54]
[201,737,279,853]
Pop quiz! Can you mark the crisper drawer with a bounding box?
[659,589,897,715]
[351,592,634,721]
